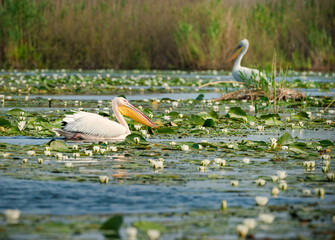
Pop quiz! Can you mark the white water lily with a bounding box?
[249,105,255,112]
[3,209,21,224]
[110,146,117,152]
[270,137,277,148]
[257,125,264,132]
[328,110,335,114]
[322,166,329,173]
[214,158,226,166]
[134,137,140,143]
[44,150,51,156]
[302,189,311,195]
[227,144,234,149]
[298,121,304,127]
[303,161,315,168]
[134,124,142,130]
[65,162,73,168]
[249,121,255,126]
[243,218,257,230]
[242,158,250,164]
[56,153,63,159]
[259,213,275,224]
[327,173,335,181]
[93,146,100,152]
[62,155,69,160]
[126,227,138,239]
[321,154,330,160]
[22,159,28,163]
[3,152,9,158]
[85,150,93,156]
[279,180,288,190]
[147,229,160,240]
[27,150,36,156]
[272,187,280,196]
[35,126,42,131]
[271,176,279,182]
[221,128,228,133]
[73,153,80,158]
[315,188,325,198]
[152,160,164,169]
[231,180,239,187]
[326,120,332,124]
[198,166,206,172]
[201,159,210,166]
[163,115,171,121]
[282,145,288,151]
[178,113,183,118]
[256,179,266,186]
[285,117,290,121]
[255,196,268,206]
[100,148,106,154]
[277,170,287,179]
[170,141,176,146]
[213,105,219,112]
[99,176,109,184]
[72,145,78,150]
[18,121,26,131]
[172,101,178,108]
[181,145,189,151]
[221,200,227,211]
[236,224,248,238]
[37,158,43,164]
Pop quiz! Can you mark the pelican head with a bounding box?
[114,97,157,128]
[226,39,249,62]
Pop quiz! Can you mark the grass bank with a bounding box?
[0,0,334,70]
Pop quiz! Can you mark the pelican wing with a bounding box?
[62,111,127,138]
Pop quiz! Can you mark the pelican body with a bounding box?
[227,39,266,83]
[53,97,157,141]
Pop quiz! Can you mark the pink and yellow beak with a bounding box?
[118,103,157,128]
[226,45,243,63]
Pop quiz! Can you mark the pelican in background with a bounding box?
[53,97,157,140]
[226,39,267,83]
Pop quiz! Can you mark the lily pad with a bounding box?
[49,140,69,151]
[133,221,166,232]
[277,132,294,145]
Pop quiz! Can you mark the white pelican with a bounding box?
[226,39,267,83]
[53,97,157,140]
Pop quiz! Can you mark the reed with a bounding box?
[0,0,334,70]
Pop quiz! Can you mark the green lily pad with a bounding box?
[278,132,294,145]
[49,140,68,151]
[100,215,123,231]
[190,115,205,125]
[228,107,247,119]
[7,108,25,116]
[0,118,12,127]
[133,221,166,232]
[318,140,334,147]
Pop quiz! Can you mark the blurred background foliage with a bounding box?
[0,0,334,71]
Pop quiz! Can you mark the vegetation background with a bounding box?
[0,0,334,71]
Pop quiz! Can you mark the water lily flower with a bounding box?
[27,150,36,156]
[181,145,189,151]
[262,102,267,106]
[302,189,311,195]
[225,106,230,111]
[100,148,106,154]
[277,170,287,179]
[316,113,322,118]
[221,200,227,211]
[56,153,63,159]
[201,159,210,166]
[45,146,50,151]
[236,224,248,238]
[286,117,290,121]
[93,146,100,152]
[255,196,268,206]
[259,213,275,224]
[198,166,206,172]
[227,144,234,149]
[326,120,332,124]
[315,188,325,198]
[134,124,142,130]
[72,145,78,150]
[316,146,322,151]
[3,209,21,224]
[37,158,43,164]
[279,180,288,190]
[256,179,266,186]
[18,121,26,131]
[163,115,171,121]
[134,137,140,143]
[328,110,335,114]
[271,176,279,182]
[249,105,255,112]
[178,113,183,118]
[85,150,93,156]
[322,166,329,173]
[282,146,288,151]
[291,123,295,128]
[99,176,109,184]
[298,121,304,127]
[152,160,164,169]
[221,128,228,133]
[242,158,250,164]
[270,138,277,149]
[44,150,51,156]
[172,101,178,108]
[214,158,226,166]
[65,162,73,168]
[22,159,28,163]
[321,154,330,160]
[147,229,160,240]
[231,180,239,186]
[2,152,9,158]
[73,153,80,158]
[243,218,257,230]
[35,126,42,131]
[213,105,219,112]
[327,173,334,181]
[110,146,117,152]
[170,141,176,146]
[303,161,315,168]
[272,187,280,196]
[257,125,264,132]
[62,155,69,160]
[126,227,138,239]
